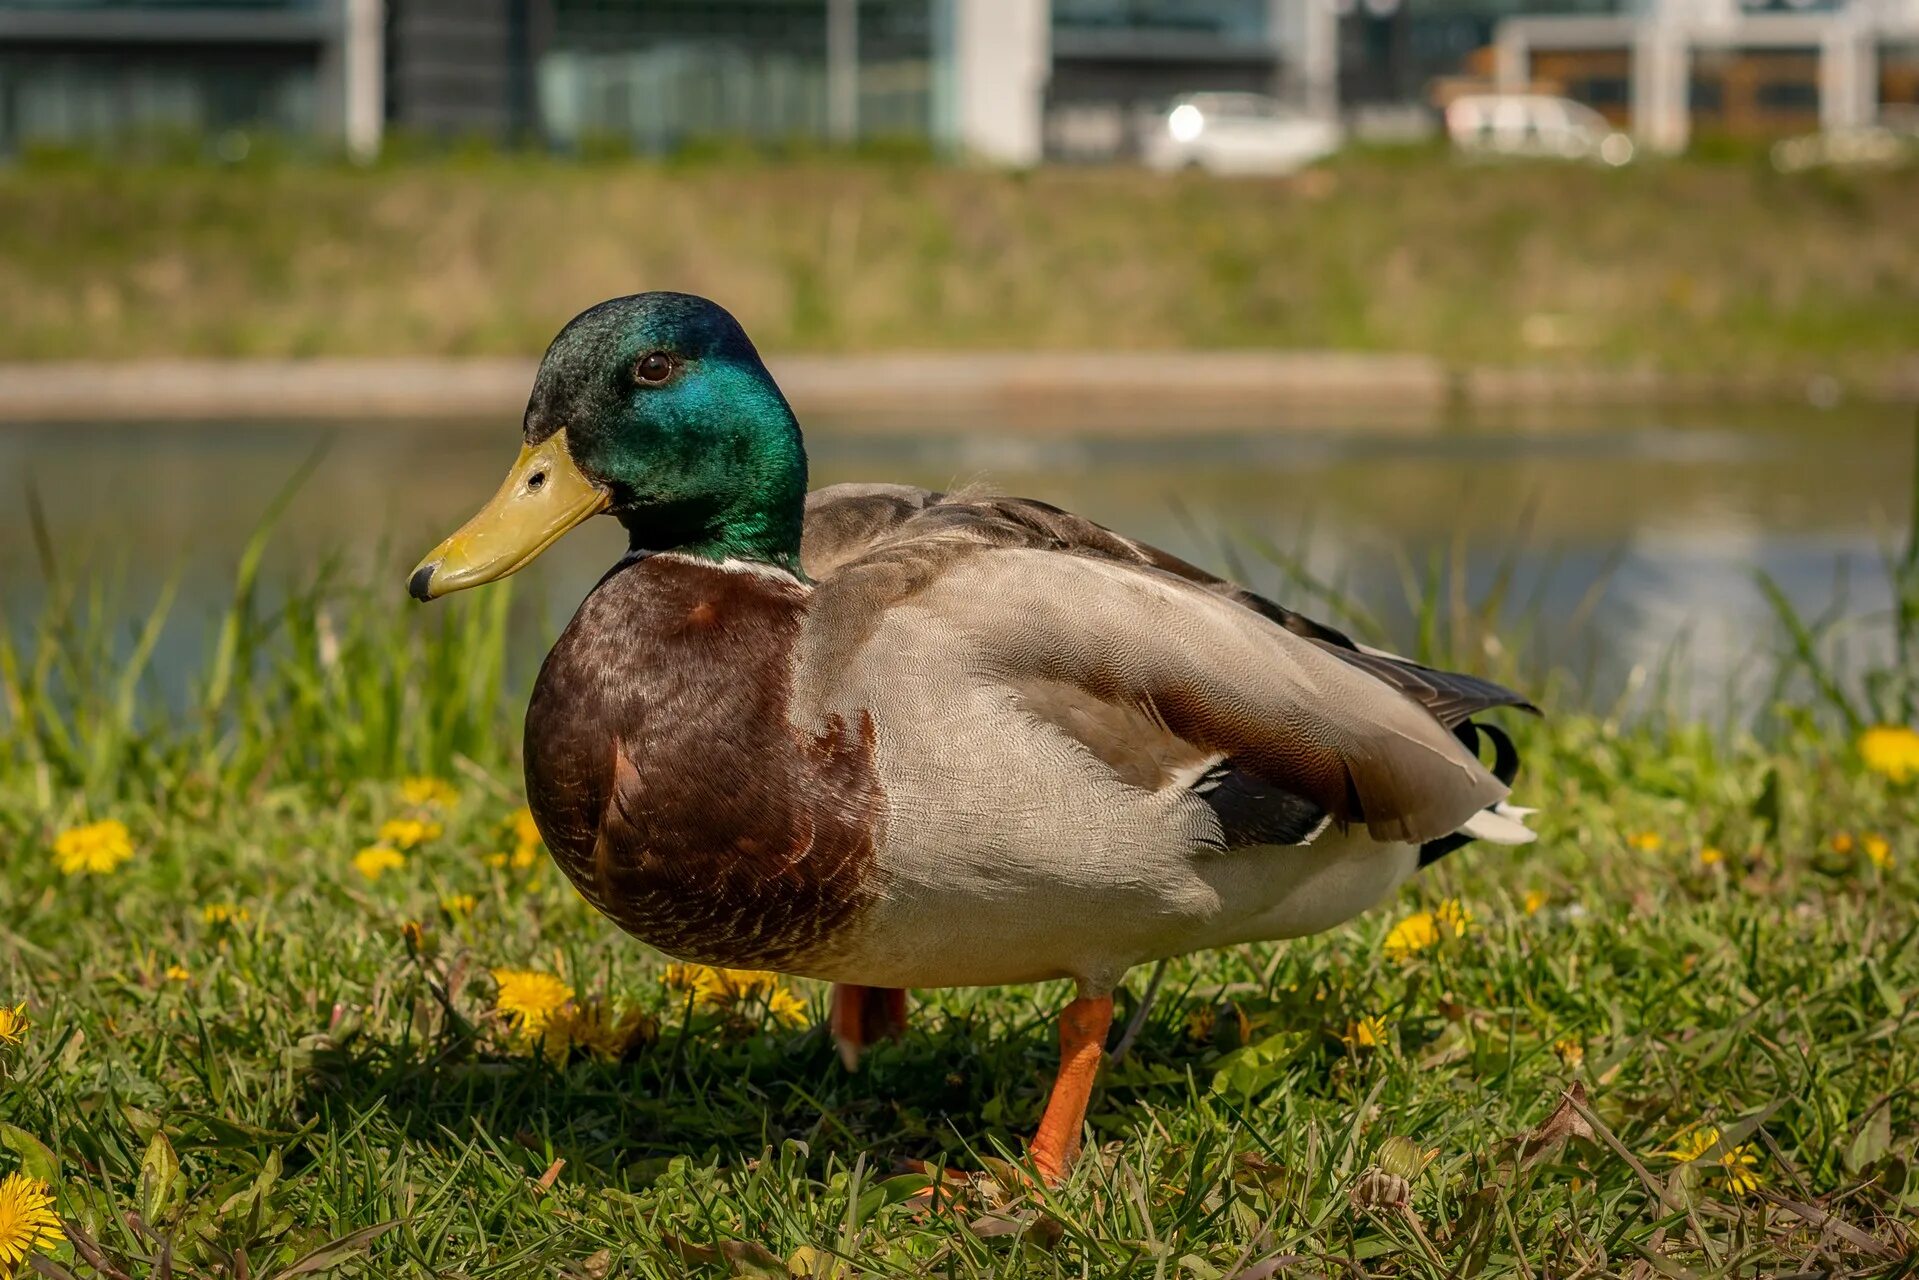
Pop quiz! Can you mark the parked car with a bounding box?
[1142,93,1341,175]
[1444,94,1634,166]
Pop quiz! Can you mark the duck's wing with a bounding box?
[801,484,1535,729]
[801,483,943,580]
[800,514,1511,847]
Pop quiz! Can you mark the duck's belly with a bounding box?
[1186,828,1421,951]
[793,799,1421,994]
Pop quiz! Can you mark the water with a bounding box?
[1,406,1908,719]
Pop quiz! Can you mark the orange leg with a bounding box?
[829,983,909,1071]
[1029,993,1114,1185]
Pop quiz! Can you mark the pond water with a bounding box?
[1,405,1909,720]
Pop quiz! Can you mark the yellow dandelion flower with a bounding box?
[1659,1124,1721,1163]
[491,968,574,1036]
[509,806,542,851]
[660,963,719,1002]
[1860,724,1919,783]
[484,852,509,869]
[1863,834,1891,869]
[199,903,250,927]
[721,969,778,999]
[164,965,191,983]
[1831,832,1856,855]
[1553,1038,1584,1069]
[1434,898,1473,937]
[766,987,810,1027]
[400,920,426,951]
[52,819,134,876]
[523,1020,573,1065]
[661,964,723,1003]
[509,845,540,870]
[659,964,787,1010]
[376,818,442,850]
[1719,1146,1763,1194]
[0,1003,28,1047]
[1522,889,1547,916]
[1343,1015,1388,1049]
[1699,846,1724,866]
[441,893,477,916]
[1184,1005,1217,1043]
[1661,1124,1763,1192]
[1627,831,1663,853]
[0,1171,62,1271]
[400,776,459,809]
[351,845,406,881]
[1383,911,1440,958]
[553,1002,654,1062]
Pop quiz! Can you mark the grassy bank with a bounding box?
[2,518,1917,1275]
[2,151,1917,383]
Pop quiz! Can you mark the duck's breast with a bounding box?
[524,554,887,973]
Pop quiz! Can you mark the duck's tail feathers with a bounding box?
[1458,802,1538,846]
[1417,720,1535,867]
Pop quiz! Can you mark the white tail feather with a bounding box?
[1459,802,1537,845]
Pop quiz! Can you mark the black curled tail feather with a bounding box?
[1417,720,1523,868]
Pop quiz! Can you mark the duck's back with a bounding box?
[800,483,1533,731]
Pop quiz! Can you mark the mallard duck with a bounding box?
[409,292,1537,1183]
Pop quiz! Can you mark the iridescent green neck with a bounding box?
[602,365,809,572]
[647,454,807,572]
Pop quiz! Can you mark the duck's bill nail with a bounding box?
[408,430,610,601]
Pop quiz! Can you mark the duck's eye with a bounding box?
[526,470,547,492]
[635,352,673,384]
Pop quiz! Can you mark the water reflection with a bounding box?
[1,408,1906,718]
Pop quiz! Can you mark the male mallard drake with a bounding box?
[410,292,1537,1183]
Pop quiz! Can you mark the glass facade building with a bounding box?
[0,0,367,153]
[1337,0,1633,107]
[1,0,1914,156]
[0,46,318,143]
[538,0,937,150]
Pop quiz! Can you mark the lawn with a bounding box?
[1,149,1917,386]
[2,536,1917,1276]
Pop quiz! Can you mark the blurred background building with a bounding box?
[1,0,1915,159]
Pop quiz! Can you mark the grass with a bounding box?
[2,494,1918,1275]
[0,148,1917,384]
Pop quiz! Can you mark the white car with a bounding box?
[1445,94,1634,166]
[1142,93,1342,176]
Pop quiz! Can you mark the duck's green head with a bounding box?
[409,292,806,601]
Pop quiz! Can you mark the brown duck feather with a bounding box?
[802,484,1537,728]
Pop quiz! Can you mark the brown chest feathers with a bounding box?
[523,554,885,971]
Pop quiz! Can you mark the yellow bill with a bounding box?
[408,430,610,601]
